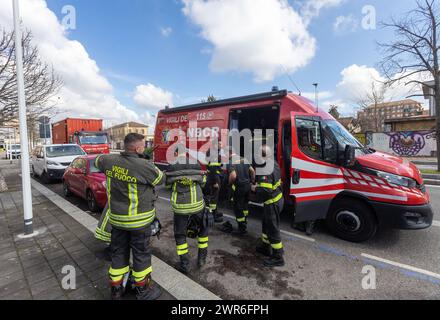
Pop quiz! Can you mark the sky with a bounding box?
[0,0,431,131]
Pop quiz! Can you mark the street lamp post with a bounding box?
[13,0,34,235]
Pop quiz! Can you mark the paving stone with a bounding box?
[33,286,66,300]
[66,284,103,300]
[0,278,28,298]
[1,288,32,300]
[29,277,62,296]
[25,268,55,286]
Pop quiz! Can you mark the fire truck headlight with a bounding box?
[373,170,417,188]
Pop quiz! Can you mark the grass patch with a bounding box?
[420,169,440,175]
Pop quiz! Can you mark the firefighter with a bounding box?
[204,141,224,223]
[95,203,111,244]
[95,133,164,300]
[221,148,255,235]
[252,144,285,267]
[166,147,213,274]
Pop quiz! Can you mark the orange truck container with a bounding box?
[52,118,110,154]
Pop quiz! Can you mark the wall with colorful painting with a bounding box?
[365,131,437,157]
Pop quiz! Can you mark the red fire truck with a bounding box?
[154,89,433,242]
[52,118,110,155]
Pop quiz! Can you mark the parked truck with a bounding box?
[154,89,433,242]
[52,118,110,155]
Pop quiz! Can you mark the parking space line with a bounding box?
[361,253,440,280]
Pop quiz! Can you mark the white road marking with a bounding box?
[432,220,440,227]
[361,253,440,280]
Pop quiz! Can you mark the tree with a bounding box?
[328,105,340,119]
[0,29,62,132]
[201,95,217,103]
[355,81,391,133]
[378,0,440,168]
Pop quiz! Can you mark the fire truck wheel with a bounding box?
[327,198,377,243]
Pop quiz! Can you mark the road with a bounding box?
[37,177,440,300]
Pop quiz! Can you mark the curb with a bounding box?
[30,179,221,301]
[423,179,440,186]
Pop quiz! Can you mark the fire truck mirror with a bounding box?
[344,145,356,167]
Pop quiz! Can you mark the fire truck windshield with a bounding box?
[79,134,108,145]
[323,120,365,152]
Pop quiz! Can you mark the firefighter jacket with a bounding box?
[255,160,283,206]
[166,161,206,215]
[206,148,222,186]
[95,152,164,231]
[228,158,251,194]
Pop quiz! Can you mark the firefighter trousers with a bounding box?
[206,183,221,213]
[109,226,152,285]
[174,211,208,257]
[261,198,284,256]
[232,189,250,226]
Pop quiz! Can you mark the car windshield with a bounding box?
[322,120,369,156]
[79,134,108,145]
[46,146,85,158]
[11,145,20,150]
[89,159,101,173]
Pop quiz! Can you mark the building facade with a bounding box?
[105,122,153,150]
[358,99,425,132]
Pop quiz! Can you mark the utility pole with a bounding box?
[313,83,319,112]
[13,0,34,235]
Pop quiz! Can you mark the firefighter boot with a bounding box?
[263,249,285,268]
[214,210,223,223]
[110,281,123,300]
[197,248,208,268]
[234,222,247,236]
[256,242,272,257]
[178,254,190,275]
[135,276,162,301]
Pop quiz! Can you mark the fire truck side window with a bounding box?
[296,119,323,161]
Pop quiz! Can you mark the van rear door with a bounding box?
[290,112,345,223]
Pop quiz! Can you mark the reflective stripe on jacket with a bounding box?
[255,160,283,206]
[95,152,164,230]
[165,161,206,215]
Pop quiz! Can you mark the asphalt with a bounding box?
[40,176,440,300]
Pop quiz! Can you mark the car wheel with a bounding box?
[63,180,72,197]
[326,198,377,243]
[41,171,50,184]
[87,190,99,212]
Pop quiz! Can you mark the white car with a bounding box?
[31,144,87,183]
[6,144,21,159]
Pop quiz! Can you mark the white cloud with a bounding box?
[160,27,173,37]
[319,64,431,116]
[333,14,358,34]
[134,83,174,109]
[301,0,346,26]
[182,0,325,82]
[0,0,139,123]
[302,90,334,101]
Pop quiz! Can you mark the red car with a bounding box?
[62,155,107,212]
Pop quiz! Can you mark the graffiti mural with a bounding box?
[366,131,437,157]
[387,131,435,156]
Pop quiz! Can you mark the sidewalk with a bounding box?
[0,161,175,300]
